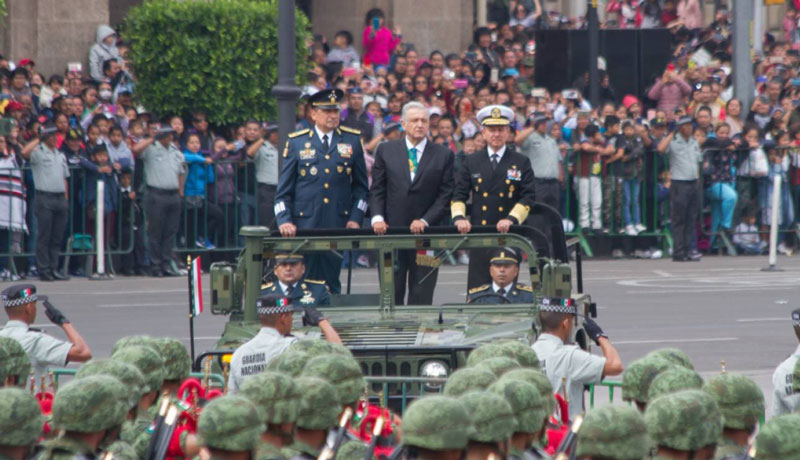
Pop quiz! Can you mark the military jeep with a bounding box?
[205,204,595,404]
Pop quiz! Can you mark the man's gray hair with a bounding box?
[401,101,429,122]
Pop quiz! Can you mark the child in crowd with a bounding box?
[183,132,223,249]
[115,167,144,275]
[209,137,237,246]
[619,120,646,235]
[733,214,766,254]
[105,124,133,173]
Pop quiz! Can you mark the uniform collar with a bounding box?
[314,125,334,143]
[538,333,564,345]
[793,344,800,356]
[405,136,427,154]
[257,326,286,339]
[492,281,512,295]
[278,281,297,293]
[2,319,28,328]
[488,144,507,161]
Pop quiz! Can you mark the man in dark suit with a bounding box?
[274,89,370,294]
[370,102,455,305]
[451,105,537,291]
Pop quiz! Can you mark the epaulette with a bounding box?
[339,125,361,135]
[304,279,326,285]
[288,129,309,139]
[261,282,274,290]
[516,284,533,292]
[468,284,490,295]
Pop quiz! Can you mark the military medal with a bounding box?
[337,165,344,173]
[299,147,316,160]
[300,291,315,305]
[346,167,352,175]
[507,169,521,181]
[310,166,318,176]
[509,184,515,199]
[300,169,306,176]
[337,144,353,158]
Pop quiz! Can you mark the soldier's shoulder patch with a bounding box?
[516,284,533,292]
[468,284,490,295]
[339,125,361,136]
[262,282,274,290]
[288,129,310,139]
[304,279,326,285]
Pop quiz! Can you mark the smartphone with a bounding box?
[792,79,800,87]
[342,68,356,78]
[453,79,469,90]
[67,62,82,73]
[465,51,478,61]
[490,68,499,85]
[531,88,547,98]
[372,17,380,30]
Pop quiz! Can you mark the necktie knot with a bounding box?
[497,287,506,296]
[491,153,499,170]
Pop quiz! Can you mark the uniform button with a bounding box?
[481,220,487,225]
[324,168,330,174]
[299,212,304,216]
[323,197,329,204]
[483,192,488,197]
[482,205,487,211]
[344,210,349,215]
[499,193,504,197]
[325,155,330,160]
[499,207,504,211]
[506,179,511,184]
[324,183,330,189]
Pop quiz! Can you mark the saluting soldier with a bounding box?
[451,105,536,290]
[261,253,331,306]
[274,89,369,294]
[467,247,533,304]
[769,308,800,416]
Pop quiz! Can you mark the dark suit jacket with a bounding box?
[370,139,454,227]
[452,146,536,225]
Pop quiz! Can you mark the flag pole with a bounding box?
[187,255,196,365]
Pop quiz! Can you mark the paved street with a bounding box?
[3,253,799,413]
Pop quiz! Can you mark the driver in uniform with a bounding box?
[261,252,330,306]
[467,247,533,304]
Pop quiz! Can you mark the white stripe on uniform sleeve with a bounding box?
[274,201,286,215]
[357,199,368,212]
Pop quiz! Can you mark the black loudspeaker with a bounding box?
[533,28,672,105]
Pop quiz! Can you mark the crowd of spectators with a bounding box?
[0,1,800,280]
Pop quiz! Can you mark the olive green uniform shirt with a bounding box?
[254,143,280,185]
[141,141,185,190]
[666,134,702,181]
[30,144,69,193]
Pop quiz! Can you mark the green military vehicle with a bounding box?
[205,205,595,403]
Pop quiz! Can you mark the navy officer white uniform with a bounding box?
[0,284,91,390]
[770,308,800,416]
[532,296,623,419]
[227,293,342,393]
[467,247,534,304]
[274,89,369,294]
[261,252,331,306]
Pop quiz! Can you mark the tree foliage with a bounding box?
[123,0,309,124]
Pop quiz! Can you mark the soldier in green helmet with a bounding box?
[75,359,147,418]
[647,366,704,401]
[301,353,365,411]
[459,391,518,460]
[575,405,649,460]
[753,413,800,460]
[443,367,497,397]
[33,375,129,460]
[197,395,264,460]
[488,379,549,459]
[109,334,157,356]
[289,339,352,357]
[0,337,31,388]
[239,372,303,460]
[646,347,695,370]
[155,338,191,396]
[283,377,342,460]
[499,368,556,417]
[472,356,521,377]
[400,395,474,460]
[644,389,723,460]
[703,373,764,460]
[267,350,311,378]
[621,356,674,412]
[466,341,540,369]
[0,388,45,460]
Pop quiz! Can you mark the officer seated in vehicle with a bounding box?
[467,247,533,304]
[262,252,331,306]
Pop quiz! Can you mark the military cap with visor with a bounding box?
[539,296,576,315]
[490,247,520,265]
[2,283,39,308]
[274,251,304,265]
[154,123,176,139]
[676,115,694,126]
[309,88,344,109]
[256,294,303,316]
[477,104,515,126]
[0,337,31,387]
[39,123,58,138]
[0,388,45,446]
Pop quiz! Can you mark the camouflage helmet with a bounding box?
[197,394,263,452]
[576,405,649,460]
[621,356,674,403]
[646,348,694,370]
[488,379,546,434]
[290,339,352,356]
[0,388,45,446]
[110,335,157,356]
[402,396,474,450]
[336,440,369,460]
[703,373,764,430]
[111,344,166,394]
[0,337,30,387]
[239,371,302,425]
[267,350,311,377]
[472,356,521,377]
[647,366,704,401]
[301,353,365,406]
[294,377,341,430]
[75,359,147,409]
[644,389,723,451]
[499,368,556,416]
[443,367,497,397]
[496,340,540,369]
[754,413,800,460]
[52,375,129,432]
[104,441,139,460]
[459,391,518,443]
[155,338,191,381]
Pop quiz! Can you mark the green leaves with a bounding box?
[124,0,310,125]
